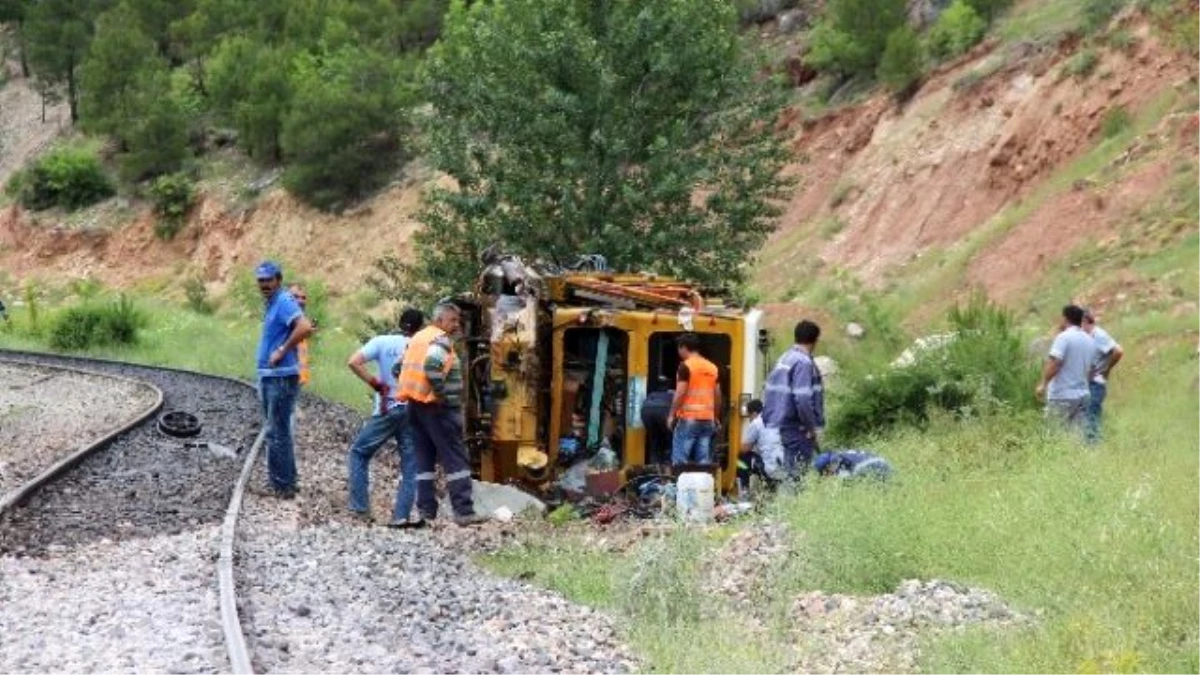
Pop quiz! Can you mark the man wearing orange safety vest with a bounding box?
[394,300,484,526]
[288,284,313,387]
[667,333,722,466]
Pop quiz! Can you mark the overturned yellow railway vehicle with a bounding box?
[452,255,768,493]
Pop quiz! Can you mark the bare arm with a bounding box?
[268,316,314,366]
[1104,346,1124,376]
[347,351,376,386]
[1036,358,1061,398]
[667,379,688,428]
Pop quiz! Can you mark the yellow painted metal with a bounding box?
[547,306,747,491]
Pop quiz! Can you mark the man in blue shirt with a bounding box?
[762,320,825,478]
[345,308,426,528]
[255,261,313,498]
[1036,304,1095,438]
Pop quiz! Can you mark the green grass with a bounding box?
[0,291,375,413]
[997,0,1083,45]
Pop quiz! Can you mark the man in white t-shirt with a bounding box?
[1083,308,1124,443]
[1036,304,1096,438]
[345,308,426,528]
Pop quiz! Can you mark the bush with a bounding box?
[6,146,115,211]
[184,277,214,314]
[962,0,1013,21]
[829,294,1037,442]
[805,0,908,77]
[1101,106,1132,138]
[49,294,147,351]
[1083,0,1128,33]
[877,26,925,94]
[1064,48,1100,79]
[149,172,196,240]
[927,0,987,60]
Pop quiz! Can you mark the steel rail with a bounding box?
[0,349,263,674]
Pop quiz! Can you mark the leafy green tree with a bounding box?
[22,0,113,122]
[207,36,292,161]
[123,0,195,59]
[962,0,1012,22]
[877,25,925,94]
[120,69,191,180]
[927,0,986,59]
[79,2,162,139]
[409,0,790,298]
[281,44,413,210]
[0,0,30,75]
[806,0,908,77]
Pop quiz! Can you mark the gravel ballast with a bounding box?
[0,353,257,556]
[240,393,636,674]
[0,361,157,496]
[0,527,225,674]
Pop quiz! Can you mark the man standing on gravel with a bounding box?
[1035,304,1094,439]
[395,300,485,526]
[255,261,313,498]
[1082,308,1124,443]
[762,320,825,479]
[345,308,426,528]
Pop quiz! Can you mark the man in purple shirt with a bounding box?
[761,320,825,479]
[254,261,313,498]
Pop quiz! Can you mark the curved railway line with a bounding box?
[0,350,261,673]
[1,349,635,675]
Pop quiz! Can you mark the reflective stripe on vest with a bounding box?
[679,355,718,420]
[396,326,455,403]
[297,340,310,386]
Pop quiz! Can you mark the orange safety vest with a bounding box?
[678,354,718,420]
[396,325,455,403]
[297,339,310,386]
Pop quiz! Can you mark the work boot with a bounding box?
[349,510,374,525]
[452,513,489,527]
[387,518,428,530]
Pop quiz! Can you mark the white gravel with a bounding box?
[238,396,636,674]
[790,579,1029,673]
[0,361,158,495]
[0,527,226,673]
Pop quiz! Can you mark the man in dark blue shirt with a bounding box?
[255,261,313,498]
[761,320,825,478]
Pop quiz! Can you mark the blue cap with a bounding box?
[255,261,282,280]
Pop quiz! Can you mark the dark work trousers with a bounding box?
[779,426,817,479]
[408,402,475,519]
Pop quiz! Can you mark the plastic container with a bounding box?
[676,472,715,524]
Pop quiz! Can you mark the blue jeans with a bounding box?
[347,405,417,521]
[779,426,817,478]
[671,419,715,465]
[1086,381,1107,444]
[259,375,300,492]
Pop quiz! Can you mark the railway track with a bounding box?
[0,350,262,674]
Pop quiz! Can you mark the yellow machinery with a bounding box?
[453,253,767,493]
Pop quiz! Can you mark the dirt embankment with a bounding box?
[0,12,1196,307]
[757,20,1197,303]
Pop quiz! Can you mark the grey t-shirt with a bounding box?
[1047,326,1095,401]
[1090,326,1120,383]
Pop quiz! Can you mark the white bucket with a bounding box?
[676,472,715,524]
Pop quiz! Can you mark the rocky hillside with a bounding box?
[1,0,1196,325]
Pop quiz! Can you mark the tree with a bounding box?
[962,0,1012,22]
[805,0,908,78]
[123,0,195,60]
[877,25,924,94]
[22,0,112,122]
[409,0,790,299]
[79,2,162,140]
[120,69,191,180]
[927,0,986,59]
[0,0,30,76]
[207,36,292,161]
[281,44,413,210]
